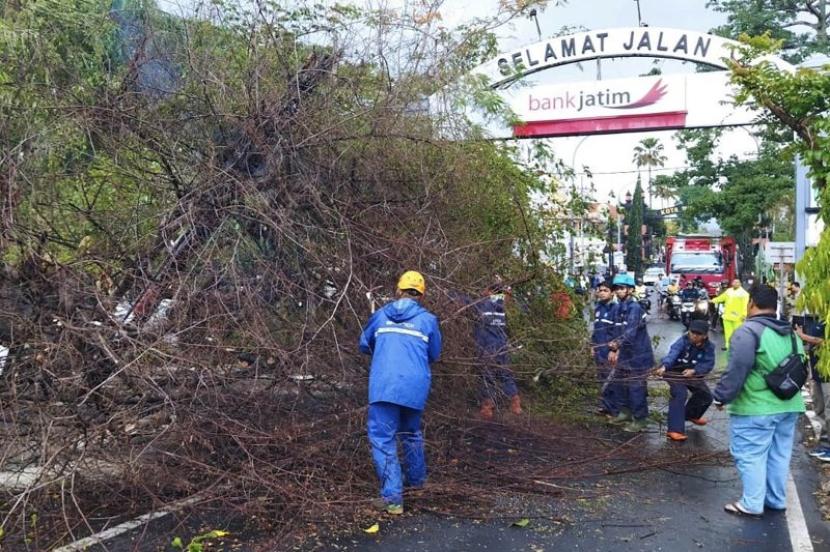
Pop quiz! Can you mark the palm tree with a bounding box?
[632,137,668,208]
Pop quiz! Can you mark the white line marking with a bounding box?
[787,473,814,552]
[52,496,201,552]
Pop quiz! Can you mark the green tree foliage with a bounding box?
[625,176,645,278]
[708,0,830,61]
[727,33,830,375]
[0,2,591,544]
[651,129,793,276]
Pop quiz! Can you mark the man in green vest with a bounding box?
[712,285,805,518]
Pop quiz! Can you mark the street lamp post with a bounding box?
[615,191,632,274]
[570,137,590,276]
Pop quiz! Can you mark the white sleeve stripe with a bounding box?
[376,327,429,342]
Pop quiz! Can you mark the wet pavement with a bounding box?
[78,298,830,551]
[321,300,830,552]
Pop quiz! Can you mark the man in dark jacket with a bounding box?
[712,285,805,518]
[607,273,655,432]
[359,271,442,515]
[655,319,715,442]
[680,281,700,302]
[592,280,618,415]
[796,318,828,460]
[470,280,522,420]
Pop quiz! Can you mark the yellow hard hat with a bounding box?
[397,270,426,295]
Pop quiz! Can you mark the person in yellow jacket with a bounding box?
[712,278,750,351]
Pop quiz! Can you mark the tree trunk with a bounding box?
[736,231,755,280]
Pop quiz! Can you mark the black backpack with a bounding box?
[764,331,808,400]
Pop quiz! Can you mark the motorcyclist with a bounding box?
[679,281,699,302]
[667,279,680,296]
[634,278,647,300]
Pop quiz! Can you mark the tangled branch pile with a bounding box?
[0,1,723,549]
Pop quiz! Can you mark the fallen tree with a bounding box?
[0,1,715,549]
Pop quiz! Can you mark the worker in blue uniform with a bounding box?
[359,271,442,515]
[607,273,655,432]
[655,319,715,441]
[592,279,619,415]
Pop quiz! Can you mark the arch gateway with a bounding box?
[442,27,817,280]
[464,27,793,139]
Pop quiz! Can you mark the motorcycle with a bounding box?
[694,296,711,323]
[680,299,695,326]
[669,294,681,320]
[637,288,652,313]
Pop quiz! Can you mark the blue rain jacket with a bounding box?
[592,299,618,363]
[613,297,654,371]
[472,294,510,355]
[448,292,510,355]
[359,298,442,410]
[660,334,715,375]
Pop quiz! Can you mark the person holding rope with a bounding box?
[655,319,715,442]
[359,271,442,515]
[607,273,655,433]
[592,279,619,416]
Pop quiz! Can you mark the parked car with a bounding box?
[643,267,666,286]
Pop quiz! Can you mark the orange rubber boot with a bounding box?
[479,399,495,421]
[510,395,522,415]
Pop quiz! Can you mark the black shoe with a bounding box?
[721,347,727,351]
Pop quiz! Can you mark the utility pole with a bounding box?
[529,8,542,41]
[634,0,646,26]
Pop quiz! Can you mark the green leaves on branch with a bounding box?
[727,34,830,376]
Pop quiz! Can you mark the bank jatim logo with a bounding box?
[609,79,668,109]
[527,79,669,112]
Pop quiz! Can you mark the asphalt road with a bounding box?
[80,296,830,551]
[322,298,830,552]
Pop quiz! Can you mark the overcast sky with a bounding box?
[481,0,750,208]
[158,0,752,206]
[333,0,753,207]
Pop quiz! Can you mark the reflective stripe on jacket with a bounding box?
[614,297,654,371]
[661,334,715,375]
[359,298,442,410]
[712,287,750,323]
[592,300,618,362]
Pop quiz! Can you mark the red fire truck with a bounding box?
[665,235,738,297]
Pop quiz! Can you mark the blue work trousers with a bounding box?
[667,377,712,433]
[480,353,518,401]
[367,402,426,506]
[597,361,619,414]
[729,412,799,514]
[608,367,649,420]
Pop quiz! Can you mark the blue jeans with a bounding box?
[367,402,426,505]
[729,412,799,514]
